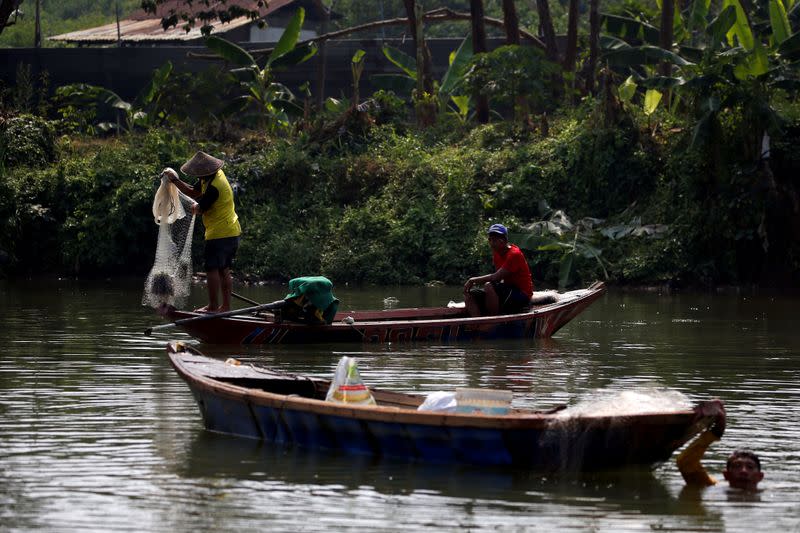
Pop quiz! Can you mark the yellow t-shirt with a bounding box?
[200,169,241,241]
[676,430,719,487]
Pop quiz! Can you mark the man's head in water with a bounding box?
[723,450,763,491]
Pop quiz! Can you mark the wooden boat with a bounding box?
[161,281,606,345]
[167,341,726,471]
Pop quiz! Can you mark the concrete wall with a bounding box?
[0,38,509,101]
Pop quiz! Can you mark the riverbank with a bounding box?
[2,104,799,288]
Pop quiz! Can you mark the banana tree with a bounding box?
[514,209,671,289]
[371,35,474,121]
[204,8,317,131]
[601,0,800,152]
[602,0,800,275]
[54,61,173,134]
[514,210,611,290]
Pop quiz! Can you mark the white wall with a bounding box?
[248,26,317,43]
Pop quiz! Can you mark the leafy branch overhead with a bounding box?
[140,0,267,35]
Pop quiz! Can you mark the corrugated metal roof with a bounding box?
[50,0,302,44]
[50,17,252,43]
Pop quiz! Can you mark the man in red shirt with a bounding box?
[464,224,534,316]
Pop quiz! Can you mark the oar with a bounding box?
[144,299,286,336]
[232,291,260,306]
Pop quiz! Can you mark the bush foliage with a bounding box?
[1,97,798,288]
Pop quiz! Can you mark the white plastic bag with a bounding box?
[325,357,376,405]
[417,391,458,412]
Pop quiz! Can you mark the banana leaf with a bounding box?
[688,0,712,34]
[769,0,792,45]
[449,95,470,118]
[733,41,769,79]
[135,61,172,108]
[678,45,705,62]
[778,31,800,60]
[440,35,473,96]
[270,43,318,70]
[639,75,686,89]
[229,66,260,83]
[602,13,661,44]
[381,45,418,80]
[618,75,638,102]
[600,35,632,50]
[644,89,663,115]
[267,8,305,66]
[723,0,755,50]
[602,45,694,67]
[206,36,255,67]
[706,6,738,48]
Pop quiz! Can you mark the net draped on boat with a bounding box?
[142,171,197,309]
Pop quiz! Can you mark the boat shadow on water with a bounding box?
[177,430,723,523]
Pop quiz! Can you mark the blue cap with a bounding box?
[488,223,508,236]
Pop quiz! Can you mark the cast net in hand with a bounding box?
[142,172,197,309]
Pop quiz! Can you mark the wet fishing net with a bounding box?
[142,169,198,309]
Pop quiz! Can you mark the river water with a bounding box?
[1,278,798,532]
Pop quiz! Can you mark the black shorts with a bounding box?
[469,282,530,314]
[204,236,239,271]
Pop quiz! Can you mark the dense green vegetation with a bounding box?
[2,99,797,287]
[1,1,798,288]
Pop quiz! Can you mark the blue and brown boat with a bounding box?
[156,281,606,345]
[167,341,726,471]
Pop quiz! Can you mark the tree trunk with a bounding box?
[562,0,578,72]
[502,0,520,45]
[535,0,559,62]
[470,0,490,124]
[315,1,334,109]
[34,0,42,48]
[409,1,436,125]
[502,0,531,126]
[585,0,600,94]
[403,0,434,95]
[659,0,675,78]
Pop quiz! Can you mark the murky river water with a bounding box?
[1,278,798,531]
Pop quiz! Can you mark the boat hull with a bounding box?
[165,282,606,345]
[168,342,723,471]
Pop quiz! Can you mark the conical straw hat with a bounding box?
[180,151,224,177]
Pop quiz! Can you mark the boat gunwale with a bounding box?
[167,282,606,330]
[167,342,700,431]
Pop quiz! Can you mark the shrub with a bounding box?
[0,114,57,170]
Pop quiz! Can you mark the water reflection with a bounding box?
[173,430,725,531]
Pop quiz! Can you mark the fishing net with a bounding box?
[142,169,198,309]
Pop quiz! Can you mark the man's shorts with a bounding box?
[469,281,531,314]
[204,236,239,270]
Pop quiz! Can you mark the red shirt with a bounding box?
[493,244,534,297]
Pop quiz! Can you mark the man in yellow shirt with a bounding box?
[676,404,764,491]
[163,151,241,313]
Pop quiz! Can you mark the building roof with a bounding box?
[50,0,320,45]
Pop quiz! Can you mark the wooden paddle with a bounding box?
[232,291,260,306]
[144,299,286,336]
